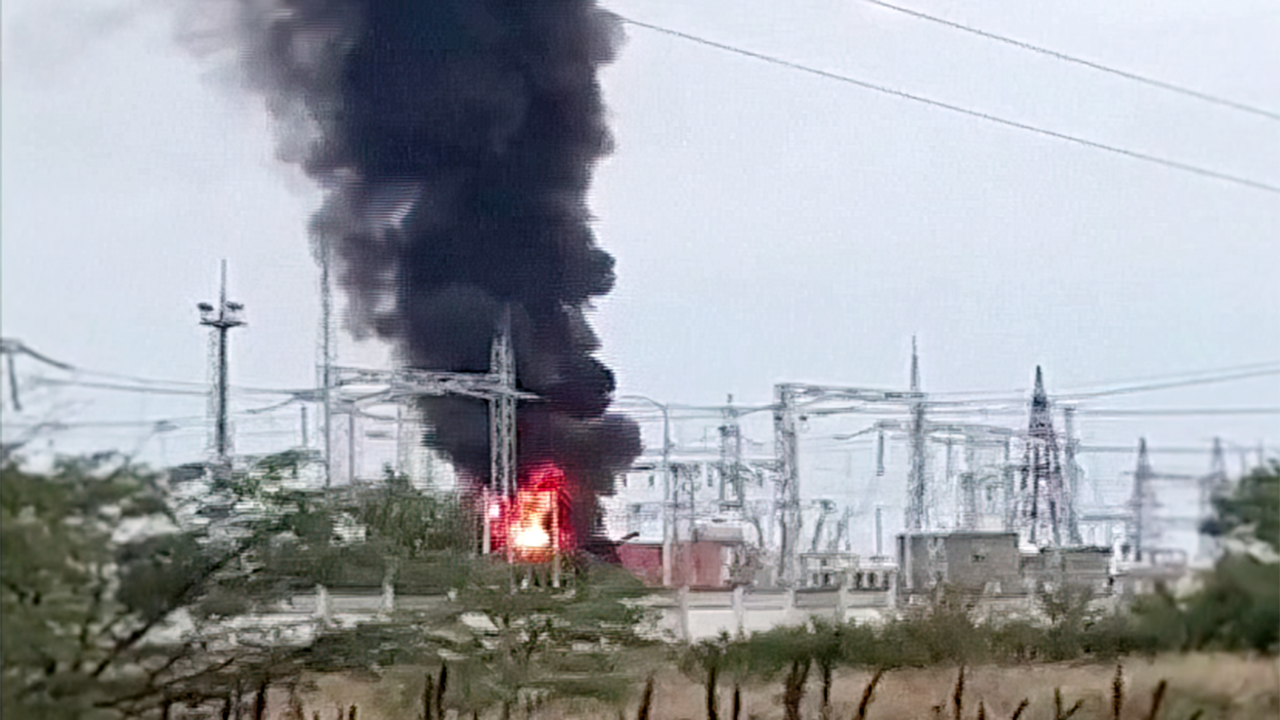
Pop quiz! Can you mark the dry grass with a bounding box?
[278,654,1278,720]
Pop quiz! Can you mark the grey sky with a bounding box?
[3,0,1277,504]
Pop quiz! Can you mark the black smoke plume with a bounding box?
[233,0,640,542]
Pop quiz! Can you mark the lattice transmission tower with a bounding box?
[1015,366,1072,548]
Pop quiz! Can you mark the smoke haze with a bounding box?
[230,0,640,538]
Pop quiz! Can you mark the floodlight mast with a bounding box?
[198,260,245,467]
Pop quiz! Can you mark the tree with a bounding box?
[1201,460,1279,554]
[679,634,731,720]
[1,452,339,718]
[3,452,664,718]
[1036,583,1098,661]
[731,625,818,720]
[1186,461,1278,652]
[298,469,661,719]
[1132,461,1279,654]
[806,619,845,720]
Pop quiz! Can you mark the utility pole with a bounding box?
[906,337,927,534]
[620,395,674,586]
[1002,437,1015,532]
[876,427,885,477]
[198,260,245,466]
[319,237,334,488]
[347,405,357,484]
[902,338,925,594]
[660,406,672,585]
[944,435,955,528]
[874,506,884,558]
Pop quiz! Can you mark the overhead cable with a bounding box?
[1060,360,1280,392]
[619,17,1280,195]
[860,0,1280,121]
[1061,368,1280,399]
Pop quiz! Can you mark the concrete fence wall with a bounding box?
[274,584,898,642]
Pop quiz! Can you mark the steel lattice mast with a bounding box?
[1017,366,1070,548]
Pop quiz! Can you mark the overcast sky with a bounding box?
[3,0,1278,506]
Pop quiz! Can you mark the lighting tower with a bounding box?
[198,260,245,465]
[1016,366,1069,548]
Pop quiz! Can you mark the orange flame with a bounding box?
[491,464,572,562]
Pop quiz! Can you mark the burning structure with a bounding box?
[232,0,641,556]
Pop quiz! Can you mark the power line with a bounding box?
[2,338,311,396]
[859,0,1280,122]
[848,360,1280,400]
[910,406,1280,417]
[618,17,1280,195]
[24,373,313,398]
[29,378,210,397]
[0,339,74,370]
[1059,360,1280,392]
[1076,408,1280,417]
[1079,444,1275,455]
[1062,368,1280,399]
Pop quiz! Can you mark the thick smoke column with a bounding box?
[236,0,640,542]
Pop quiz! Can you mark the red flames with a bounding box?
[487,463,573,563]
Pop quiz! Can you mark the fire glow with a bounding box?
[491,464,573,563]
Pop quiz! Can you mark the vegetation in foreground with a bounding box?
[298,654,1278,720]
[3,455,1276,719]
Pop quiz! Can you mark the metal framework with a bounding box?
[1197,437,1230,561]
[329,307,531,555]
[718,397,745,508]
[1016,367,1071,548]
[488,306,518,501]
[1127,437,1156,560]
[772,381,922,584]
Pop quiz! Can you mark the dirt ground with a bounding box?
[293,654,1279,720]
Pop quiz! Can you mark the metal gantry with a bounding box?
[772,380,923,585]
[329,308,532,555]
